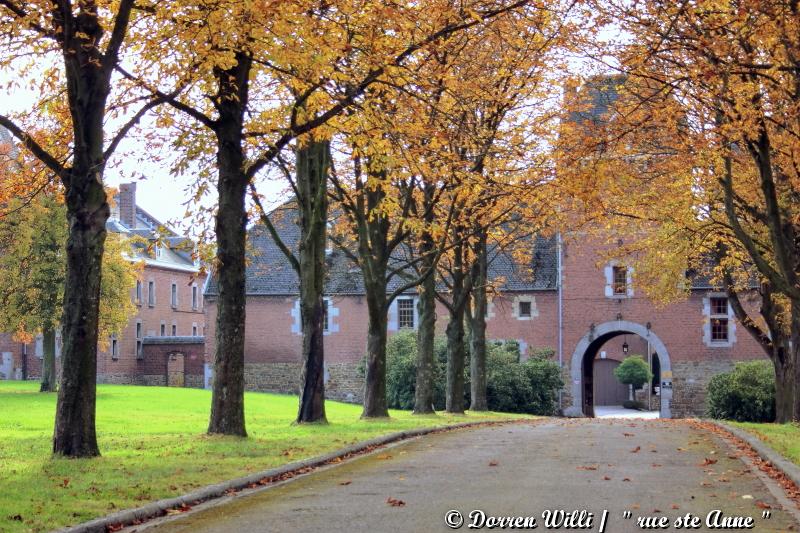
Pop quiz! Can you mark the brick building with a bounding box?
[0,181,206,388]
[203,208,766,418]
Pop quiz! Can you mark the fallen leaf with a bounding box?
[623,433,634,437]
[623,478,631,482]
[488,461,499,467]
[631,446,641,453]
[700,458,718,466]
[386,497,406,507]
[652,464,662,468]
[376,454,393,460]
[577,465,598,471]
[671,504,680,510]
[755,501,772,510]
[603,476,611,481]
[339,480,352,486]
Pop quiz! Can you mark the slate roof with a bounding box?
[205,206,559,297]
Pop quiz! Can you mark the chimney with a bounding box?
[119,182,137,229]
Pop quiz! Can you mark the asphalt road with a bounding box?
[134,419,799,533]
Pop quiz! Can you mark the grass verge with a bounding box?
[0,381,526,532]
[729,421,800,466]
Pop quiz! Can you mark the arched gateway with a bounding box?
[563,320,673,418]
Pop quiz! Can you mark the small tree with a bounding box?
[0,193,140,392]
[613,356,653,395]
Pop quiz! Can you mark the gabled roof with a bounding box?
[204,206,558,297]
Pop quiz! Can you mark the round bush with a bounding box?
[707,360,775,422]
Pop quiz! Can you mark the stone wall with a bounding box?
[670,360,737,418]
[242,361,363,403]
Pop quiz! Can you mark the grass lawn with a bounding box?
[729,421,800,466]
[0,381,525,532]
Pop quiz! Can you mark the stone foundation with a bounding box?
[97,373,140,385]
[670,360,737,418]
[142,374,166,386]
[243,362,363,403]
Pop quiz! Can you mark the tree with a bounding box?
[570,0,800,421]
[0,192,139,393]
[0,0,162,457]
[613,356,653,394]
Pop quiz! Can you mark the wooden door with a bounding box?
[167,353,185,387]
[593,359,629,406]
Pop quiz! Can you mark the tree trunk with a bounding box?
[296,140,330,424]
[469,233,488,411]
[363,289,390,418]
[208,54,251,437]
[40,328,57,393]
[53,175,108,457]
[792,302,800,422]
[445,306,467,414]
[773,351,794,423]
[414,269,437,414]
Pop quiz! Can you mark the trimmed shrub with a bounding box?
[382,331,562,414]
[707,360,775,422]
[613,355,653,392]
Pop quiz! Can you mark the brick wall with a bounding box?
[97,264,204,384]
[203,233,770,417]
[139,337,205,389]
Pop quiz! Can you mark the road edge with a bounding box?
[54,418,533,533]
[707,420,800,489]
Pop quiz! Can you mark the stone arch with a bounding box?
[563,320,672,418]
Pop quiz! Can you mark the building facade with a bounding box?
[203,211,767,418]
[0,182,206,387]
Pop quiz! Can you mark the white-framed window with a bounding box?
[111,335,119,360]
[703,293,736,347]
[135,320,143,359]
[604,263,634,298]
[512,296,538,321]
[160,321,166,336]
[171,282,178,308]
[292,297,339,335]
[192,284,199,310]
[710,296,729,342]
[192,323,198,336]
[612,266,627,295]
[171,322,177,336]
[397,298,415,329]
[147,280,155,307]
[135,280,142,305]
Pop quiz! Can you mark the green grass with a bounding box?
[0,381,524,532]
[729,421,800,466]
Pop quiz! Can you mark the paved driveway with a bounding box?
[135,419,798,533]
[595,406,660,419]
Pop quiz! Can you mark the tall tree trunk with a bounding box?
[414,268,437,414]
[208,54,251,437]
[792,302,800,422]
[773,350,794,423]
[40,328,57,393]
[296,140,330,424]
[469,232,488,411]
[445,305,467,414]
[53,174,108,457]
[363,288,389,418]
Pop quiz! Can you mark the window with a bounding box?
[192,323,198,336]
[111,336,119,360]
[148,280,155,307]
[135,321,143,359]
[323,300,330,332]
[171,323,177,336]
[160,322,166,336]
[171,283,178,308]
[612,266,627,295]
[192,284,199,310]
[518,300,532,318]
[398,298,415,329]
[710,297,729,342]
[135,280,142,305]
